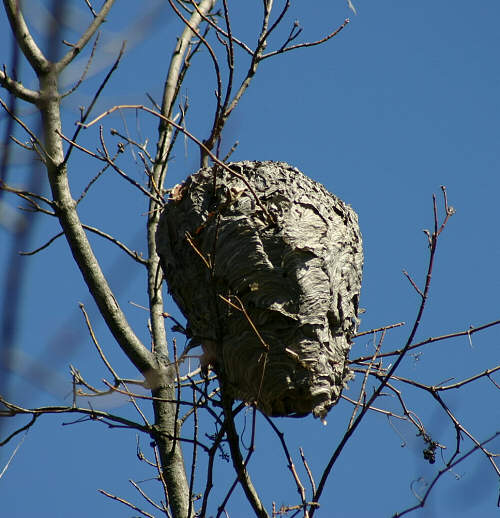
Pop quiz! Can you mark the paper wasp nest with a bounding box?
[156,161,363,418]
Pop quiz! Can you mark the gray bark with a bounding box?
[147,5,216,516]
[156,161,363,418]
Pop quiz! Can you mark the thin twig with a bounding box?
[19,231,63,255]
[189,0,253,55]
[84,0,98,17]
[348,329,386,429]
[167,0,223,134]
[354,321,405,338]
[0,431,27,479]
[56,0,117,72]
[199,423,227,517]
[262,19,349,60]
[129,479,167,513]
[79,104,275,223]
[0,98,48,161]
[187,385,198,518]
[311,188,454,516]
[0,415,37,447]
[98,489,155,518]
[62,40,126,166]
[402,269,424,298]
[61,32,100,98]
[353,318,500,363]
[0,182,54,209]
[0,396,149,434]
[98,125,164,205]
[264,416,307,511]
[393,432,500,517]
[219,388,268,518]
[300,447,316,497]
[340,393,406,420]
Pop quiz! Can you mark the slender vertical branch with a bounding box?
[220,391,269,518]
[201,0,275,164]
[147,3,216,517]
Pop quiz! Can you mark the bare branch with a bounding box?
[264,416,307,511]
[393,432,500,517]
[98,489,155,518]
[152,444,171,513]
[435,365,500,391]
[2,0,48,73]
[83,0,98,18]
[61,32,100,98]
[0,98,48,161]
[262,0,293,46]
[98,126,164,205]
[354,321,405,338]
[353,318,500,363]
[62,40,126,166]
[220,393,268,518]
[187,386,199,518]
[299,447,316,498]
[0,414,37,447]
[0,182,55,212]
[348,329,386,429]
[56,0,116,72]
[167,0,223,144]
[202,1,276,160]
[0,429,27,479]
[18,218,147,264]
[402,269,424,298]
[40,80,155,378]
[341,392,407,420]
[189,0,253,56]
[153,0,217,177]
[262,18,350,60]
[130,479,168,514]
[311,189,454,516]
[222,140,239,162]
[79,303,120,382]
[80,104,276,223]
[0,67,39,103]
[19,231,63,256]
[0,396,150,435]
[199,425,226,517]
[110,128,153,163]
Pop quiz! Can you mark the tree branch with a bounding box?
[80,104,275,224]
[262,18,350,60]
[37,63,154,377]
[2,0,48,73]
[310,188,454,516]
[0,67,39,103]
[353,318,500,363]
[393,432,500,517]
[220,394,268,518]
[55,0,116,72]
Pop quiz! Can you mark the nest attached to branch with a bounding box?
[156,161,363,419]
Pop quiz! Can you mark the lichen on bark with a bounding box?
[156,161,363,418]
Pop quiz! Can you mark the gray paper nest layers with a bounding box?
[156,161,363,419]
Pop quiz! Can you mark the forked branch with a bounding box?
[310,188,455,516]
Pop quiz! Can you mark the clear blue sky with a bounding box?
[1,1,499,517]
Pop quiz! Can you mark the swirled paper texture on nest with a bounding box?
[156,161,363,419]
